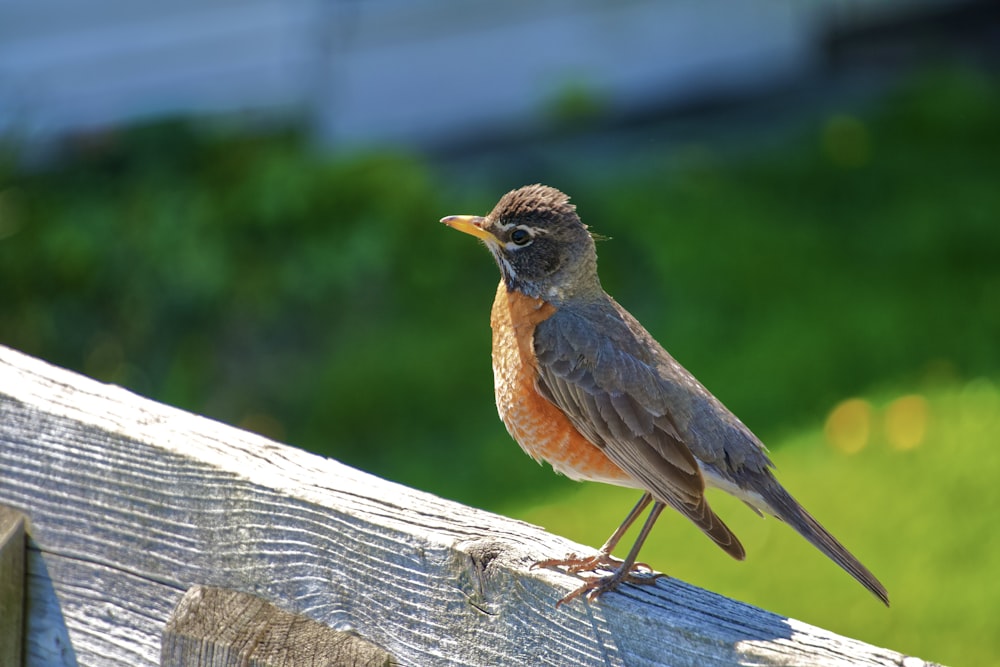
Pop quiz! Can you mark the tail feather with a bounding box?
[761,483,889,606]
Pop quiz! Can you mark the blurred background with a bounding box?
[1,0,998,664]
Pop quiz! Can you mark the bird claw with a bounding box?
[531,551,621,574]
[532,552,655,575]
[556,569,665,607]
[532,552,664,606]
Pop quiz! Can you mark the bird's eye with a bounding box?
[510,228,532,246]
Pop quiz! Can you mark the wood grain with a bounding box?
[0,345,936,666]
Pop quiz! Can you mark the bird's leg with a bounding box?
[532,492,653,575]
[556,501,667,606]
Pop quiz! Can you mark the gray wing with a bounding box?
[535,299,890,603]
[533,300,746,560]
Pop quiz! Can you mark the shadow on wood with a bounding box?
[0,345,939,667]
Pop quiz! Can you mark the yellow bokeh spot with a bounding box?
[825,398,872,454]
[884,394,929,451]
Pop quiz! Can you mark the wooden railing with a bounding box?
[0,345,937,666]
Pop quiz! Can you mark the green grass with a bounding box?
[508,378,1000,666]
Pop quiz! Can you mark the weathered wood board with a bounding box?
[0,345,934,666]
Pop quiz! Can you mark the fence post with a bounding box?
[0,506,27,667]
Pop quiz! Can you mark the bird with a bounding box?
[441,184,889,607]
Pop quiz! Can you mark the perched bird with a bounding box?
[442,184,889,606]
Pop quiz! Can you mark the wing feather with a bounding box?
[533,302,745,559]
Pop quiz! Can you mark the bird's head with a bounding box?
[441,184,601,302]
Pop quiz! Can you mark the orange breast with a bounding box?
[489,282,634,486]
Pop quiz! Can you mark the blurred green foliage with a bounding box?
[0,65,997,513]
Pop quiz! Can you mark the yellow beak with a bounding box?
[440,215,495,242]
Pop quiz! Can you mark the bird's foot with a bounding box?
[531,552,663,606]
[556,566,664,607]
[531,551,653,575]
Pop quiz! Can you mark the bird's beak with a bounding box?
[440,215,495,242]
